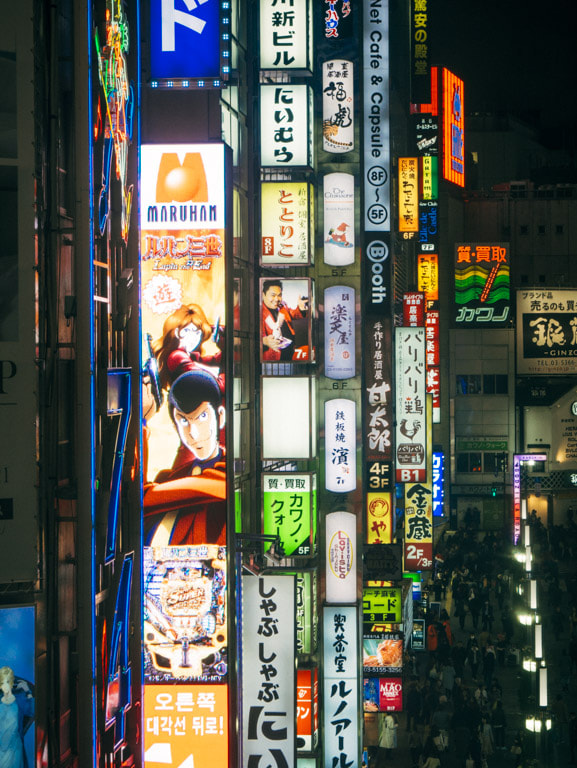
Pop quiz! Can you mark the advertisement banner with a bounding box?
[395,328,426,482]
[417,253,438,301]
[442,68,465,187]
[325,399,356,493]
[363,632,403,676]
[297,668,319,752]
[362,588,402,632]
[516,290,577,375]
[403,292,425,327]
[366,492,393,544]
[323,173,355,266]
[261,84,312,167]
[144,685,228,768]
[260,277,312,363]
[261,182,312,265]
[260,0,311,70]
[404,482,433,570]
[455,243,510,326]
[323,606,359,768]
[242,575,296,768]
[324,286,356,380]
[262,473,314,557]
[364,318,393,466]
[363,677,403,712]
[322,60,354,153]
[325,511,357,604]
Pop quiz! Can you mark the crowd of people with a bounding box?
[368,514,577,768]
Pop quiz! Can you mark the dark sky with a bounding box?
[430,1,577,152]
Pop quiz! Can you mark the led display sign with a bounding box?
[322,60,354,153]
[442,68,465,187]
[455,243,510,326]
[149,0,227,83]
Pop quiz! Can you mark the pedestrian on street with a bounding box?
[378,712,398,764]
[491,699,507,749]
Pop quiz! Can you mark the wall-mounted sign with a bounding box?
[366,493,393,544]
[260,0,312,70]
[261,84,313,167]
[362,588,402,631]
[262,377,316,459]
[262,473,315,556]
[409,0,430,103]
[513,454,547,544]
[398,158,419,233]
[325,511,357,603]
[324,286,356,380]
[364,677,403,712]
[362,0,390,231]
[418,201,438,250]
[260,277,313,363]
[144,685,228,768]
[149,0,227,83]
[363,543,402,581]
[242,575,296,768]
[322,60,354,153]
[324,0,353,39]
[261,182,313,265]
[364,319,393,463]
[323,606,359,768]
[432,452,444,516]
[417,253,438,301]
[296,570,318,654]
[411,618,426,650]
[442,68,465,187]
[297,668,319,752]
[455,243,510,326]
[404,482,433,570]
[325,399,357,493]
[516,290,577,375]
[323,173,355,266]
[426,310,440,422]
[403,292,425,327]
[421,156,438,200]
[395,328,426,482]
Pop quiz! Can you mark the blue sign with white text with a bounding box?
[150,0,221,80]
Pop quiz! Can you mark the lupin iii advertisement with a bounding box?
[139,143,229,689]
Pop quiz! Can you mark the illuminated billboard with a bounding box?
[262,473,315,557]
[516,290,577,375]
[260,0,312,70]
[395,328,426,483]
[260,278,313,363]
[322,60,354,153]
[261,182,313,265]
[363,631,403,675]
[403,292,425,327]
[325,511,356,603]
[323,173,355,266]
[442,68,465,187]
[455,243,510,325]
[364,677,403,713]
[297,668,319,752]
[140,143,228,757]
[149,0,228,83]
[324,286,356,380]
[417,253,438,301]
[261,84,313,167]
[362,588,402,631]
[398,158,419,233]
[325,399,356,493]
[366,492,393,544]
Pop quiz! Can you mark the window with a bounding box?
[556,224,564,235]
[457,374,507,395]
[484,452,508,474]
[537,225,546,235]
[520,225,529,235]
[456,453,482,473]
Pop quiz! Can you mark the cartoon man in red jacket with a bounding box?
[261,279,310,361]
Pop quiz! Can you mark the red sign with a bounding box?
[379,677,403,711]
[297,668,319,752]
[403,292,425,327]
[425,311,439,365]
[442,68,465,187]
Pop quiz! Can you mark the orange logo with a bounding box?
[156,152,209,202]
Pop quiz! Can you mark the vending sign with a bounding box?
[395,328,426,482]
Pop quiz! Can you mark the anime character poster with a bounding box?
[139,144,228,689]
[0,606,35,768]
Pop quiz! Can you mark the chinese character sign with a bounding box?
[516,290,577,375]
[395,328,426,482]
[410,0,429,102]
[144,685,228,768]
[325,511,357,604]
[442,68,465,187]
[404,482,433,570]
[398,158,419,233]
[262,473,314,557]
[260,0,312,70]
[323,606,359,768]
[261,182,313,265]
[324,286,356,380]
[366,492,393,545]
[242,575,296,768]
[261,84,312,167]
[322,60,354,153]
[324,172,355,266]
[325,399,357,493]
[403,292,425,327]
[455,243,510,326]
[417,253,438,301]
[364,319,393,463]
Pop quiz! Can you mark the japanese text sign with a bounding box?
[260,0,312,71]
[322,59,354,153]
[455,243,510,326]
[362,588,402,631]
[325,399,356,493]
[442,68,465,187]
[395,328,426,482]
[324,286,356,381]
[261,84,312,167]
[516,290,577,375]
[262,473,314,557]
[398,158,419,233]
[261,182,313,265]
[325,511,356,604]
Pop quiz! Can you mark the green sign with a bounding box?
[362,587,401,631]
[263,473,315,556]
[457,438,508,452]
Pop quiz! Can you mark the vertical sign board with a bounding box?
[513,454,547,544]
[410,0,430,103]
[516,290,577,376]
[366,492,393,544]
[398,158,419,234]
[455,243,510,326]
[442,68,465,187]
[323,606,359,768]
[261,85,313,167]
[395,328,426,482]
[403,292,425,327]
[0,606,35,767]
[325,399,357,493]
[323,0,353,39]
[403,394,433,570]
[149,0,227,82]
[325,511,357,604]
[261,182,313,265]
[425,310,440,422]
[323,173,355,266]
[242,576,296,768]
[324,286,356,381]
[260,0,312,70]
[262,473,314,557]
[140,144,229,766]
[432,452,444,516]
[297,668,319,752]
[322,60,354,153]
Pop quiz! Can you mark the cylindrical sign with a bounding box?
[324,286,355,380]
[325,511,356,603]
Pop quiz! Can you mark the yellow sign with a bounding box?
[398,158,419,233]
